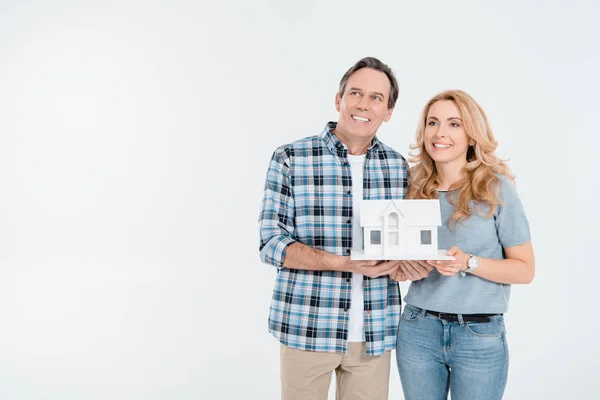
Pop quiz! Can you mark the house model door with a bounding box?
[383,211,403,255]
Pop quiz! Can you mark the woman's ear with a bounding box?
[467,145,476,160]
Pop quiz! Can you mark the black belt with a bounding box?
[426,310,500,323]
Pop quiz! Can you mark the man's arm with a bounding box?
[284,242,400,278]
[258,149,297,268]
[258,149,398,278]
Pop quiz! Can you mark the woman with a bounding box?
[394,90,535,400]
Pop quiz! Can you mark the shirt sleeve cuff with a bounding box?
[260,235,297,268]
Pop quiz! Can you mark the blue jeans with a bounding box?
[396,305,509,400]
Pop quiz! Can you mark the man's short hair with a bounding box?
[338,57,399,110]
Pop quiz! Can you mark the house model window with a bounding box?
[370,230,381,245]
[351,199,453,261]
[420,230,432,245]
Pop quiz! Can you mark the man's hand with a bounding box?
[347,260,401,279]
[389,264,407,282]
[399,260,433,281]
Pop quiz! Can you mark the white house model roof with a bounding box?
[360,199,442,227]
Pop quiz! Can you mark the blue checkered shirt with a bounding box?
[258,122,408,356]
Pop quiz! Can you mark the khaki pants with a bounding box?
[280,342,391,400]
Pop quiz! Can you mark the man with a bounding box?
[259,57,431,400]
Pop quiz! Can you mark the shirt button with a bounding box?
[346,278,351,282]
[346,249,351,255]
[346,219,351,224]
[344,308,348,312]
[346,190,351,195]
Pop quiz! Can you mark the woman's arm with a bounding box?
[429,242,535,284]
[470,242,535,284]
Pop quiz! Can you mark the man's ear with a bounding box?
[383,107,394,122]
[335,92,341,112]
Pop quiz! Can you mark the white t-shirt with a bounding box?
[347,154,366,342]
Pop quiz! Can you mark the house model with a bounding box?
[351,199,454,261]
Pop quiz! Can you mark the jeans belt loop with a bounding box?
[457,313,465,326]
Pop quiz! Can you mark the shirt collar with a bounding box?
[320,121,381,155]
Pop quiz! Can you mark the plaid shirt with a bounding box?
[259,122,408,356]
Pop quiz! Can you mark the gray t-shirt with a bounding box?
[404,175,531,314]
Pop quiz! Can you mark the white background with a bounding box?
[1,0,599,399]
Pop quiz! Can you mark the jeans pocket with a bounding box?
[465,316,505,337]
[400,305,423,322]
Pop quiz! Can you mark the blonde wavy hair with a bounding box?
[407,90,513,226]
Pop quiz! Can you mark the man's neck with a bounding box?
[332,129,373,155]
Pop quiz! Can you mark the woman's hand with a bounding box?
[400,260,433,281]
[389,264,407,282]
[427,246,470,276]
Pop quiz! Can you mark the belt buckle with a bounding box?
[439,313,459,322]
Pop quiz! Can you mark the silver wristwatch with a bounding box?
[466,255,479,273]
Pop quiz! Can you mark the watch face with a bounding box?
[468,256,478,269]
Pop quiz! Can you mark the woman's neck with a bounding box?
[435,162,465,190]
